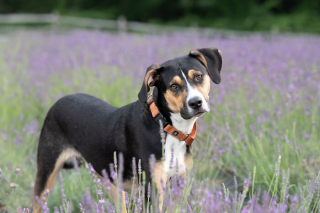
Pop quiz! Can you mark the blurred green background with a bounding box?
[1,0,320,33]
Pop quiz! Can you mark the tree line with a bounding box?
[1,0,319,32]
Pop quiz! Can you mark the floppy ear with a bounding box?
[138,63,162,103]
[189,48,222,84]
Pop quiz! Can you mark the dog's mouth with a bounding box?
[181,108,209,119]
[195,111,206,117]
[194,108,209,117]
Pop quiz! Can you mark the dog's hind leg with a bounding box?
[153,162,167,212]
[32,123,78,213]
[110,183,128,213]
[95,173,128,213]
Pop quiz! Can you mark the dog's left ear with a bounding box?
[189,48,222,84]
[138,63,163,103]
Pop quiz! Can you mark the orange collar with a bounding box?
[147,93,197,145]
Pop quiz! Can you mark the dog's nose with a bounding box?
[188,97,202,109]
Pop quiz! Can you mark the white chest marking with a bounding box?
[163,113,197,177]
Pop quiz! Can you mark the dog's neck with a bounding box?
[147,89,197,135]
[170,113,197,134]
[163,112,196,177]
[151,93,197,134]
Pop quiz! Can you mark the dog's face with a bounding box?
[139,48,222,120]
[157,57,211,119]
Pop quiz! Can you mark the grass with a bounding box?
[0,29,320,212]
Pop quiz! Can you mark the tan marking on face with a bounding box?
[195,75,210,100]
[153,162,167,211]
[188,69,202,80]
[164,89,187,113]
[171,76,183,85]
[187,69,210,100]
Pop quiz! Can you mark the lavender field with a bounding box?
[1,30,320,212]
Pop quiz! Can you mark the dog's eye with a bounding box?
[196,75,203,80]
[171,84,178,90]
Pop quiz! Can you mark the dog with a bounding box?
[32,48,222,212]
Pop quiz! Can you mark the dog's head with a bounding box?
[139,48,222,120]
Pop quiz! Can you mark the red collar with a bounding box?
[147,93,197,145]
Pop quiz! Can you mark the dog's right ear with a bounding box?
[138,63,163,103]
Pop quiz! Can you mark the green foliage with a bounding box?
[0,0,57,13]
[1,0,320,33]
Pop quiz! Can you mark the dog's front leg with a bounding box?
[153,162,167,212]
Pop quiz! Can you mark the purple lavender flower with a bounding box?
[125,192,130,209]
[132,157,137,178]
[14,168,21,176]
[105,201,116,212]
[10,183,18,188]
[147,182,151,199]
[149,154,156,177]
[96,199,105,213]
[71,156,79,171]
[79,203,85,213]
[159,120,166,147]
[135,197,143,212]
[109,163,117,181]
[289,194,298,212]
[34,196,49,213]
[175,158,179,173]
[169,147,174,169]
[102,169,111,191]
[88,163,95,176]
[15,135,23,146]
[278,203,288,213]
[43,189,49,200]
[54,206,60,213]
[59,172,66,204]
[22,208,30,213]
[83,188,92,211]
[118,152,124,186]
[96,178,103,196]
[138,159,142,175]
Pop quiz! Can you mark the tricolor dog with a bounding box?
[33,48,222,212]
